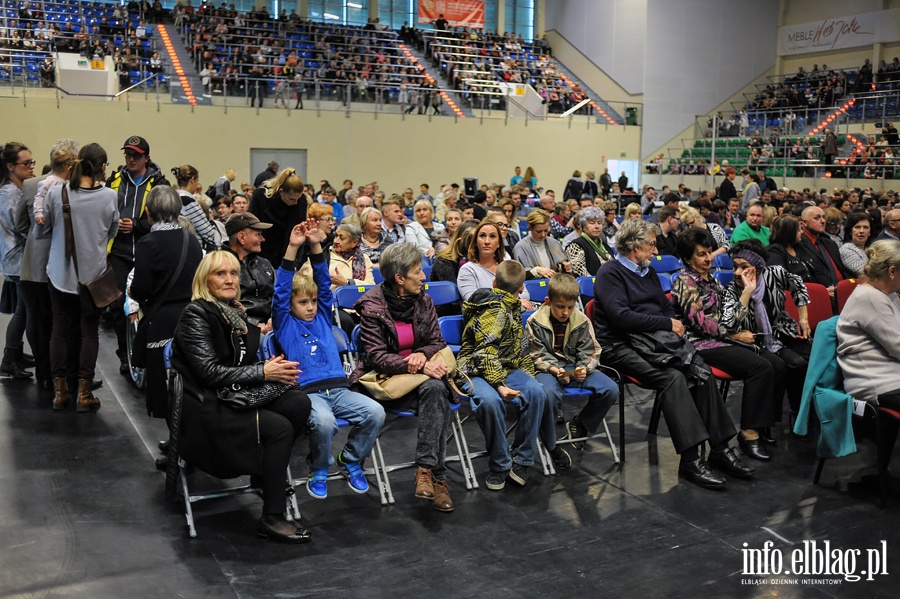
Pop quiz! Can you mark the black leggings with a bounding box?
[19,281,52,382]
[48,286,101,380]
[259,389,311,514]
[877,389,900,411]
[777,338,811,416]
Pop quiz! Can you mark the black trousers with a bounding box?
[259,389,311,514]
[876,389,900,411]
[698,346,783,430]
[777,338,811,416]
[602,342,736,454]
[18,280,51,382]
[48,286,101,380]
[109,254,133,365]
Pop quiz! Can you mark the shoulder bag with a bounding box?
[357,346,470,403]
[62,186,122,314]
[130,228,191,368]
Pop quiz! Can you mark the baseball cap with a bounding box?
[121,135,150,155]
[225,212,273,237]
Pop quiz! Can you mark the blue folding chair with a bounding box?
[576,276,595,298]
[423,280,461,308]
[372,267,384,284]
[523,279,550,304]
[439,315,463,354]
[713,270,734,286]
[333,284,374,325]
[712,254,733,271]
[650,254,683,274]
[657,273,673,292]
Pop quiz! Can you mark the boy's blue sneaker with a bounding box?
[306,469,329,499]
[337,451,369,494]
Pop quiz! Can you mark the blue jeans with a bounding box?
[307,387,385,471]
[468,369,552,472]
[536,366,618,435]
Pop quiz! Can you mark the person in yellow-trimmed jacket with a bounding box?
[106,135,171,374]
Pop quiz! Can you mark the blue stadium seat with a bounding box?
[650,254,682,274]
[523,279,550,304]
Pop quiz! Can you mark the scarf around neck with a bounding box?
[581,232,609,260]
[214,299,248,336]
[337,245,366,281]
[382,282,417,323]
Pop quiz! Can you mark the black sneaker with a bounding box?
[565,418,588,451]
[485,470,507,491]
[508,463,529,487]
[549,447,572,470]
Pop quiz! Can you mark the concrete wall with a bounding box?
[2,95,640,196]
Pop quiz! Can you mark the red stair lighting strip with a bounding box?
[399,44,464,118]
[157,24,196,106]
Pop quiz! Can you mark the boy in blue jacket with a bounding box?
[274,220,385,499]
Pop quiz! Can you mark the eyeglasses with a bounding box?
[124,152,144,159]
[15,160,36,167]
[641,240,658,247]
[494,222,509,229]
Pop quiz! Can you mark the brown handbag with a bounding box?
[358,346,462,402]
[62,186,122,312]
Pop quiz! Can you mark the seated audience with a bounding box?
[796,206,852,304]
[405,199,444,258]
[458,260,569,490]
[526,274,618,451]
[836,240,900,405]
[274,219,385,500]
[172,251,311,543]
[514,209,571,276]
[839,211,872,276]
[766,214,812,282]
[592,219,750,490]
[358,207,391,265]
[224,212,275,333]
[721,239,812,415]
[672,228,783,459]
[729,203,770,245]
[565,207,613,277]
[350,243,455,512]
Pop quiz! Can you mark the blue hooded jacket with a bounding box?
[272,252,348,393]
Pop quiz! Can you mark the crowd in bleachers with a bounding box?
[0,0,162,88]
[3,133,899,543]
[181,7,437,106]
[423,28,591,114]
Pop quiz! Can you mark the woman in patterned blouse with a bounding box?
[721,238,812,422]
[672,228,782,461]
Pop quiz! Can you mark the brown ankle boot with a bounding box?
[414,466,434,499]
[52,377,70,411]
[431,478,454,512]
[76,379,101,413]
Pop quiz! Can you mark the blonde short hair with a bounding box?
[291,272,318,299]
[192,251,241,302]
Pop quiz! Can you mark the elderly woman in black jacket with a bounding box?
[172,250,311,543]
[130,187,203,429]
[349,243,455,513]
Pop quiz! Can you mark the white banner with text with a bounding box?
[777,9,900,56]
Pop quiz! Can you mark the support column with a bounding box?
[369,0,378,25]
[300,0,308,19]
[534,0,545,37]
[496,1,505,35]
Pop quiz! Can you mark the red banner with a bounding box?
[418,0,485,29]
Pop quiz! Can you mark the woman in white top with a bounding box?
[406,199,444,258]
[457,220,532,307]
[838,211,871,276]
[836,240,900,405]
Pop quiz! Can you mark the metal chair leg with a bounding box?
[603,418,620,464]
[179,463,197,538]
[285,466,301,521]
[452,411,480,489]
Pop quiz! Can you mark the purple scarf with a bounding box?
[734,250,781,352]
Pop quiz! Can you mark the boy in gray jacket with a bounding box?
[525,274,618,450]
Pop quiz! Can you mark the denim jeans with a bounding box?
[307,387,385,471]
[536,365,618,435]
[468,369,551,472]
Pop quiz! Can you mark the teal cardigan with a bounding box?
[793,316,857,458]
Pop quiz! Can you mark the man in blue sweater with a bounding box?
[592,219,752,490]
[273,220,385,499]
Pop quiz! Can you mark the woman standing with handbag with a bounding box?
[39,143,119,412]
[349,243,455,512]
[129,187,203,440]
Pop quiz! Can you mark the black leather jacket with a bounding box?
[225,247,275,325]
[173,300,264,395]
